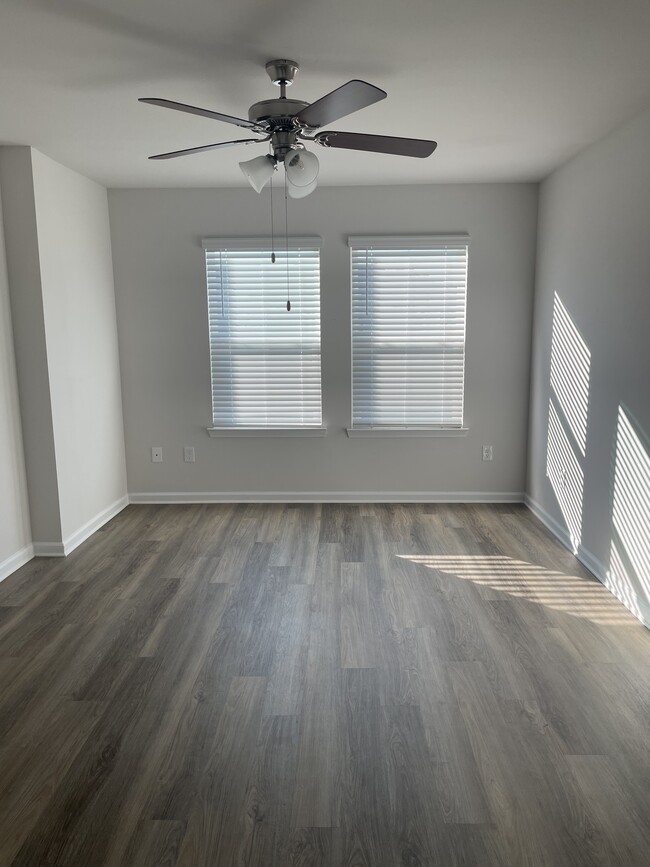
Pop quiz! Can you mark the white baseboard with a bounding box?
[524,494,649,628]
[61,495,130,556]
[32,494,129,558]
[129,491,525,505]
[0,544,35,582]
[32,541,66,557]
[524,495,574,551]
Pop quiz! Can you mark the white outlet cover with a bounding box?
[184,446,195,463]
[151,447,163,463]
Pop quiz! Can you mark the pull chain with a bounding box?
[284,170,291,311]
[219,250,224,316]
[270,173,275,264]
[365,248,369,316]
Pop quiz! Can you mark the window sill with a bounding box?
[207,426,327,438]
[346,427,468,438]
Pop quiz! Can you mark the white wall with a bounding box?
[528,106,650,625]
[0,179,32,577]
[0,147,62,545]
[109,183,538,499]
[0,146,127,553]
[30,151,128,541]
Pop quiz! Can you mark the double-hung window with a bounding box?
[203,238,324,434]
[349,236,469,434]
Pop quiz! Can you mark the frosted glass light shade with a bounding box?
[239,154,276,193]
[288,178,317,198]
[285,148,319,187]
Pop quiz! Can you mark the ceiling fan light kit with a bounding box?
[139,58,437,196]
[285,147,320,187]
[287,177,318,199]
[238,153,277,194]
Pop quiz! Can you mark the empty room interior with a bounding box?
[1,1,649,865]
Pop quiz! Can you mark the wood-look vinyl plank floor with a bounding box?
[0,503,648,866]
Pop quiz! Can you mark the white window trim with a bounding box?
[346,426,468,438]
[203,236,323,251]
[348,233,470,433]
[207,426,327,438]
[347,234,470,249]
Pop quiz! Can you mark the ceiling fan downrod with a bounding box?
[265,59,300,100]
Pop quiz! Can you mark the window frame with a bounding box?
[202,237,326,436]
[347,234,470,437]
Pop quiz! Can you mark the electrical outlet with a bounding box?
[183,446,195,463]
[482,444,493,462]
[151,446,163,463]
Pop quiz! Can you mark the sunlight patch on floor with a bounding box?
[397,554,638,625]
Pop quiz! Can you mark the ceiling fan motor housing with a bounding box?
[248,98,310,126]
[248,96,311,161]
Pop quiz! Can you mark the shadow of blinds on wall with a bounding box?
[203,237,322,428]
[349,235,469,428]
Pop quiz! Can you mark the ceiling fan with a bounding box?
[140,59,437,196]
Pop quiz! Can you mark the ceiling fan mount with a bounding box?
[265,59,300,88]
[139,58,437,191]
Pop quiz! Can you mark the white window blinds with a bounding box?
[203,238,322,428]
[349,236,469,429]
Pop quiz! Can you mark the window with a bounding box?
[349,235,469,434]
[203,238,324,434]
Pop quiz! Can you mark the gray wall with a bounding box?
[0,177,32,575]
[0,147,127,550]
[0,147,63,544]
[528,106,650,625]
[108,183,538,499]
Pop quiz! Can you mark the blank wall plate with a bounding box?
[151,446,163,463]
[183,446,195,463]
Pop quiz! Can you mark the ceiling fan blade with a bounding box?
[139,98,266,130]
[315,131,437,158]
[148,139,266,160]
[296,80,386,129]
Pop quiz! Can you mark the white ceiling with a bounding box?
[1,0,650,188]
